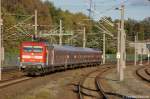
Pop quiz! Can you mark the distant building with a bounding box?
[129,42,150,55]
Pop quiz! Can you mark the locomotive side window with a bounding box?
[23,46,32,52]
[33,46,43,53]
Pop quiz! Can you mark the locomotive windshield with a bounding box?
[23,46,32,52]
[33,46,43,52]
[23,46,43,53]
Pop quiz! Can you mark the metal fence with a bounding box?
[106,54,148,63]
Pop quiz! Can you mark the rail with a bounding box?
[2,66,19,72]
[77,65,113,99]
[136,66,150,82]
[0,76,32,88]
[95,67,111,99]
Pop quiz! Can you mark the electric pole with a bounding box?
[146,43,150,65]
[117,22,120,73]
[0,0,2,80]
[83,27,86,48]
[59,20,62,46]
[88,0,92,19]
[119,2,126,81]
[147,49,150,65]
[134,36,137,66]
[34,10,38,38]
[139,47,143,65]
[103,33,106,64]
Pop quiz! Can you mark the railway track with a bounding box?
[0,64,113,90]
[0,65,103,89]
[0,76,32,88]
[77,66,113,99]
[95,67,110,99]
[2,66,19,72]
[145,67,150,75]
[136,66,150,82]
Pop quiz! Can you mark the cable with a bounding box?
[3,13,33,17]
[92,0,129,19]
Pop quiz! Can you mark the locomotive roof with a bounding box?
[22,41,101,53]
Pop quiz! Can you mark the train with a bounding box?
[20,41,102,75]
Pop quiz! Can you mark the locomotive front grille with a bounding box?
[20,62,44,69]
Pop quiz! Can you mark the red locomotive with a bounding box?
[20,41,102,75]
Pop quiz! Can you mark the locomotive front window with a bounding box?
[23,46,32,52]
[33,46,43,53]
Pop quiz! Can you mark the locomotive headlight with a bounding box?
[34,56,43,59]
[37,65,42,69]
[22,66,26,68]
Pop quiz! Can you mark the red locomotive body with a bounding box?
[20,41,102,75]
[20,42,47,64]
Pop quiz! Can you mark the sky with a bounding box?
[42,0,150,20]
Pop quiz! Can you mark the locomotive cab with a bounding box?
[20,42,47,71]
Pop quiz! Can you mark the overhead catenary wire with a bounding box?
[5,15,34,31]
[3,13,33,17]
[91,0,129,19]
[4,25,35,40]
[4,24,33,39]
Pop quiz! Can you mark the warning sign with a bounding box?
[116,52,120,59]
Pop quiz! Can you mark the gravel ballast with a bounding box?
[103,65,150,99]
